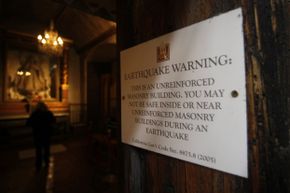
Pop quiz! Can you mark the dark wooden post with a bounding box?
[117,0,290,193]
[60,48,69,102]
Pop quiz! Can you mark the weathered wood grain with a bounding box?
[117,0,290,192]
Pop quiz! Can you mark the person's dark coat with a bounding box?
[27,101,55,169]
[28,109,55,146]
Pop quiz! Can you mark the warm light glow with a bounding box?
[37,20,64,55]
[45,33,49,39]
[17,71,24,76]
[37,35,42,40]
[57,37,63,45]
[25,71,31,76]
[41,39,47,44]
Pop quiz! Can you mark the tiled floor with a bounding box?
[0,132,119,193]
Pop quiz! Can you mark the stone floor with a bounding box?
[0,131,119,193]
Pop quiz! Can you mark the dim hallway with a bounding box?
[0,128,119,193]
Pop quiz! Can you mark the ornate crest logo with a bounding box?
[157,43,170,63]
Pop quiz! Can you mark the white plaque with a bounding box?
[121,8,247,178]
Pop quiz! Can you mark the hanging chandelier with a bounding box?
[37,21,64,56]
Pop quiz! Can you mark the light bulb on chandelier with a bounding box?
[37,21,64,56]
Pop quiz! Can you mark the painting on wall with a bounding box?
[5,48,59,101]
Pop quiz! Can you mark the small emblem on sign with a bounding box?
[157,43,170,63]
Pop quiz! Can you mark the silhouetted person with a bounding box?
[27,101,55,171]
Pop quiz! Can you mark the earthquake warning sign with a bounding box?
[121,8,248,178]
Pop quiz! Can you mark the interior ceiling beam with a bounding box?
[53,5,67,24]
[51,0,116,21]
[77,26,116,53]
